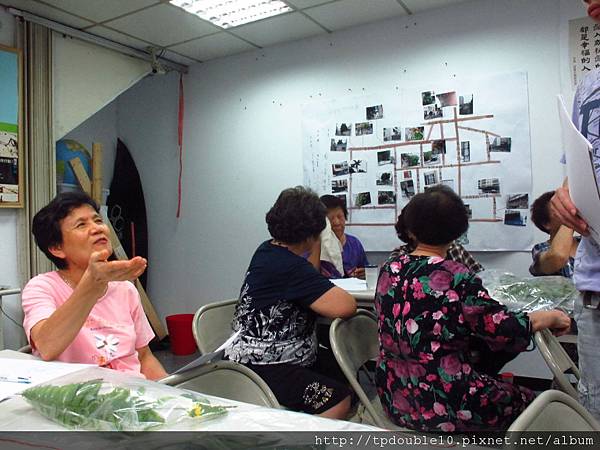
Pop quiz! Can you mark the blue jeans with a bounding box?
[575,291,600,420]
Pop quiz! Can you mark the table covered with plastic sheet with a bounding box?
[0,352,379,434]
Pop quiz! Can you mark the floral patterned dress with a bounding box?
[375,254,535,432]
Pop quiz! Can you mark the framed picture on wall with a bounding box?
[0,44,23,208]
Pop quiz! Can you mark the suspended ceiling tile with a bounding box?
[8,0,94,28]
[285,0,334,9]
[304,0,407,31]
[162,49,198,65]
[86,25,152,50]
[40,0,160,23]
[232,12,324,48]
[104,3,219,47]
[169,33,255,62]
[401,0,470,14]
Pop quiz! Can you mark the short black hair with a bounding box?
[395,185,469,246]
[530,191,555,234]
[266,186,326,244]
[320,194,348,219]
[32,191,100,269]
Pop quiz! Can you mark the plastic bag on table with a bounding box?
[19,367,230,431]
[479,270,577,315]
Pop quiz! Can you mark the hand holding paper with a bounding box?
[550,180,589,236]
[557,95,600,240]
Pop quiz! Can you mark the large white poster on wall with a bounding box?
[302,72,533,252]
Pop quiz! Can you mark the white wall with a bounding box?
[53,35,149,140]
[0,6,24,350]
[115,0,581,321]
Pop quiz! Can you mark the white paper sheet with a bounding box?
[0,359,93,401]
[331,277,368,291]
[557,95,600,242]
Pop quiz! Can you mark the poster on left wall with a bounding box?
[0,45,23,208]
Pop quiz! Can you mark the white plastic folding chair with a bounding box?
[192,298,237,354]
[534,329,580,399]
[159,359,280,409]
[508,389,600,432]
[329,309,406,429]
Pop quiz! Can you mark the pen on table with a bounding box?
[0,375,32,384]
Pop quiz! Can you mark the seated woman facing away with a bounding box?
[375,185,571,432]
[225,187,357,419]
[22,192,167,380]
[530,191,580,278]
[319,194,369,279]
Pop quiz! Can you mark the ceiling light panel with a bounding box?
[170,0,292,29]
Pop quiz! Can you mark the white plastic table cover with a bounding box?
[0,351,380,432]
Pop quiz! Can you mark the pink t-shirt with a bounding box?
[22,272,155,377]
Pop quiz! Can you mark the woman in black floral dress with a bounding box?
[375,185,571,432]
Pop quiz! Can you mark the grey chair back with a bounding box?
[330,309,404,429]
[192,298,238,354]
[508,389,600,432]
[159,360,280,409]
[534,329,580,399]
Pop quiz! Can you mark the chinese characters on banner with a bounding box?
[570,16,600,89]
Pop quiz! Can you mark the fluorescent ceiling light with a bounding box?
[170,0,292,29]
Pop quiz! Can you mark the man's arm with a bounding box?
[532,226,577,275]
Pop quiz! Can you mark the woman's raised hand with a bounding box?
[87,250,148,284]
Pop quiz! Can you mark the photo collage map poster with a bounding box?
[302,72,533,251]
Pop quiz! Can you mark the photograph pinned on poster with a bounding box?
[349,159,367,173]
[506,193,529,209]
[400,179,415,198]
[490,137,512,152]
[441,179,455,190]
[332,161,349,177]
[355,122,373,136]
[383,126,402,142]
[400,153,420,168]
[403,170,412,179]
[332,179,348,193]
[376,171,393,186]
[423,150,439,165]
[405,127,424,141]
[436,91,458,107]
[464,203,473,219]
[460,141,471,162]
[335,123,352,136]
[424,171,439,186]
[377,150,393,165]
[424,104,443,120]
[432,139,447,155]
[378,191,396,205]
[459,94,474,115]
[335,194,347,207]
[330,138,347,152]
[354,191,372,207]
[422,91,436,106]
[0,132,18,158]
[478,178,500,194]
[505,209,527,226]
[366,105,384,120]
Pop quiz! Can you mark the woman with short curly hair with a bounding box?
[226,186,356,419]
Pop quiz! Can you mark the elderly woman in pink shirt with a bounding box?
[22,192,167,380]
